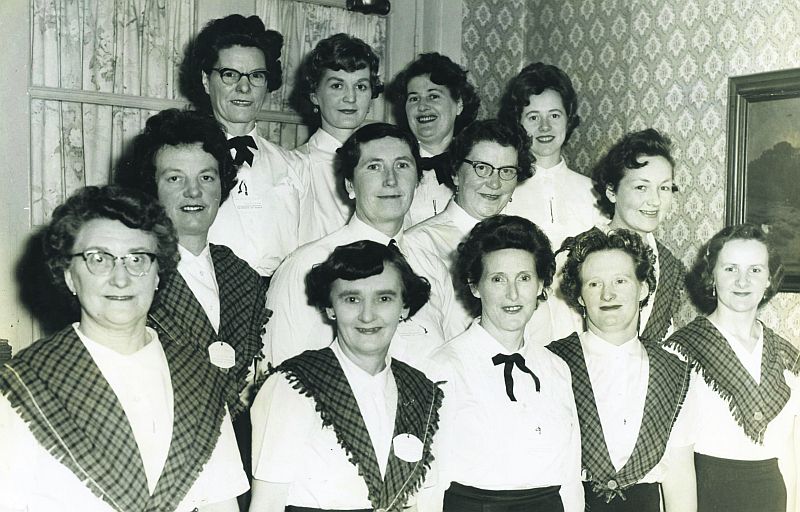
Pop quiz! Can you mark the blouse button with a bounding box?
[754,411,764,421]
[607,479,618,490]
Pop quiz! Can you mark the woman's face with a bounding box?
[519,88,567,167]
[405,74,463,153]
[579,249,649,344]
[454,141,519,220]
[311,67,373,142]
[325,264,409,365]
[472,248,542,341]
[607,155,674,237]
[64,218,160,335]
[712,238,770,315]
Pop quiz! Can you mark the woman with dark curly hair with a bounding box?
[422,215,583,512]
[387,52,481,226]
[0,186,247,511]
[292,33,383,243]
[498,62,604,250]
[180,14,310,277]
[549,228,695,512]
[250,240,442,512]
[666,224,797,512]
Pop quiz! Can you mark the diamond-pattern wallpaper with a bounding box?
[463,0,800,340]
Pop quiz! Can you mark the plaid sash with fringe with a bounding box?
[549,333,690,503]
[666,316,800,444]
[273,348,444,511]
[0,325,228,512]
[640,241,686,343]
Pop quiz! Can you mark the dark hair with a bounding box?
[449,119,533,183]
[335,122,421,183]
[454,215,555,317]
[497,62,581,146]
[306,240,431,318]
[387,52,480,136]
[115,109,238,204]
[689,223,783,313]
[179,14,283,112]
[592,128,677,217]
[559,228,656,312]
[42,185,180,296]
[292,33,382,124]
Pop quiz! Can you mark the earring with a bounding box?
[399,314,405,321]
[329,313,336,320]
[712,284,716,297]
[581,306,588,332]
[508,196,513,203]
[313,105,319,114]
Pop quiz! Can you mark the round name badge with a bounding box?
[392,433,423,463]
[208,341,236,369]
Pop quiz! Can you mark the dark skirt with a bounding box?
[285,507,371,512]
[583,482,660,512]
[695,453,786,512]
[442,482,563,512]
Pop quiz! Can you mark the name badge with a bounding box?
[235,195,263,210]
[208,341,236,369]
[392,433,423,463]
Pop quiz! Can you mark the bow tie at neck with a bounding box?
[228,135,258,166]
[419,152,454,188]
[492,352,541,401]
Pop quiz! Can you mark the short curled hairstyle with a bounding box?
[305,240,431,319]
[179,14,283,112]
[558,228,656,312]
[386,52,480,137]
[292,33,382,124]
[42,185,180,297]
[498,62,581,146]
[336,122,421,183]
[592,128,677,218]
[689,223,783,313]
[115,108,238,205]
[449,119,534,184]
[454,215,555,317]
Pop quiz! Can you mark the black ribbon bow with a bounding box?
[419,152,454,188]
[228,135,258,166]
[387,238,400,251]
[492,352,541,401]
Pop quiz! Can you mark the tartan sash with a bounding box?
[149,243,271,417]
[0,325,228,511]
[273,348,443,511]
[666,316,800,444]
[640,241,685,343]
[548,333,690,503]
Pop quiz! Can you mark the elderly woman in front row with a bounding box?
[549,229,695,511]
[250,240,442,512]
[424,215,584,512]
[0,186,246,511]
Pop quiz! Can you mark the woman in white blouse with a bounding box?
[667,224,798,512]
[425,215,584,512]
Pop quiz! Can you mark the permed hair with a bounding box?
[386,52,480,137]
[42,185,180,297]
[305,240,431,318]
[179,14,283,112]
[449,119,534,184]
[454,215,555,317]
[558,228,656,312]
[115,108,238,205]
[689,223,783,314]
[335,122,421,183]
[497,62,581,146]
[592,128,677,218]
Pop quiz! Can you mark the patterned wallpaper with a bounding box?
[462,0,800,340]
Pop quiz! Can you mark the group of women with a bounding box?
[0,12,797,512]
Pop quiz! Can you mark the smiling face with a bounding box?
[579,249,649,344]
[405,74,463,154]
[454,141,519,220]
[202,45,268,135]
[607,155,675,238]
[472,248,542,344]
[712,239,771,315]
[326,264,409,370]
[311,67,373,143]
[519,88,568,168]
[64,218,160,340]
[345,136,418,235]
[155,143,221,253]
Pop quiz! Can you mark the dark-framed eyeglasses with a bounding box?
[212,67,269,87]
[70,250,157,277]
[461,158,519,181]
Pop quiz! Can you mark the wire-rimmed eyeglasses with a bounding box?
[212,67,268,87]
[462,158,519,181]
[70,250,157,277]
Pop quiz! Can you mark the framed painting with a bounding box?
[726,68,800,293]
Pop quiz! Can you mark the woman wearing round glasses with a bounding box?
[0,186,247,511]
